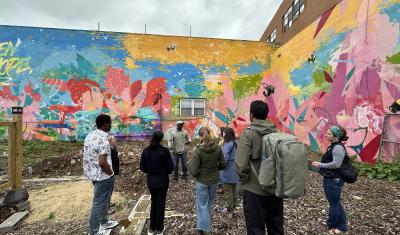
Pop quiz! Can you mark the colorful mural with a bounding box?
[0,25,274,141]
[263,0,400,163]
[0,0,399,163]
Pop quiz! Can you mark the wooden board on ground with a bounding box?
[119,194,183,234]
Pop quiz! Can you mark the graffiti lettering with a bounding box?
[0,40,32,76]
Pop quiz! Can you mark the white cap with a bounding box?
[176,121,185,125]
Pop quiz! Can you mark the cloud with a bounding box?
[0,0,280,40]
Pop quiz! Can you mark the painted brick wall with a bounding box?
[0,0,399,163]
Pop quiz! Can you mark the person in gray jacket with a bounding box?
[235,100,283,235]
[168,121,191,180]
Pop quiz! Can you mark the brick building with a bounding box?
[260,0,342,45]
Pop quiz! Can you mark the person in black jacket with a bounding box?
[140,131,174,235]
[108,136,119,214]
[311,125,349,234]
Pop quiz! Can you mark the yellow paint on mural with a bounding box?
[268,0,366,96]
[288,84,301,97]
[123,34,274,69]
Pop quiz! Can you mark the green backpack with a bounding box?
[249,130,308,198]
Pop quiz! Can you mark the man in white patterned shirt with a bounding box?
[83,114,118,235]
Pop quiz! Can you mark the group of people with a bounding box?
[83,100,350,235]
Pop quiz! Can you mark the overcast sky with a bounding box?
[0,0,281,41]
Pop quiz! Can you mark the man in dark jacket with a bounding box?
[235,100,283,235]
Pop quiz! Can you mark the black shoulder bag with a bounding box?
[338,156,359,183]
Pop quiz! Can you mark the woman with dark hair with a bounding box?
[140,131,174,235]
[220,127,239,213]
[311,125,349,234]
[190,127,226,234]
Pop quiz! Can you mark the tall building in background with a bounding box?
[260,0,342,45]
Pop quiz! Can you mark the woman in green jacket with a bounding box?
[190,127,226,235]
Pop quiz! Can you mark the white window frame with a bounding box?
[268,28,276,43]
[179,98,206,116]
[283,5,293,32]
[293,0,305,20]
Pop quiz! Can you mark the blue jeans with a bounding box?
[89,175,115,235]
[173,153,187,177]
[195,181,218,232]
[323,177,347,232]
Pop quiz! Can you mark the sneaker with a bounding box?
[93,228,111,235]
[155,228,165,234]
[329,228,346,234]
[99,220,119,230]
[148,229,155,235]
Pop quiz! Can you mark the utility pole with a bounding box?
[190,25,192,37]
[145,24,147,34]
[97,22,100,31]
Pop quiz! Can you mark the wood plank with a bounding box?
[119,194,184,234]
[119,194,150,234]
[131,211,184,219]
[8,123,16,189]
[14,112,23,189]
[0,211,29,233]
[134,209,149,235]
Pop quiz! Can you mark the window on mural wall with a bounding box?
[283,5,293,32]
[180,98,206,116]
[293,0,305,20]
[268,28,276,43]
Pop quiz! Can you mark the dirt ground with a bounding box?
[2,141,400,234]
[25,180,127,224]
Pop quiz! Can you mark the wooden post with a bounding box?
[8,120,16,189]
[12,107,23,189]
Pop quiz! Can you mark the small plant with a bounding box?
[355,159,400,182]
[47,211,56,220]
[115,202,124,212]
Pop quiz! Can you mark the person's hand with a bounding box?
[109,136,116,147]
[311,161,321,168]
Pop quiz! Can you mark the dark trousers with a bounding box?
[173,152,187,177]
[243,190,284,235]
[148,185,169,232]
[323,177,347,231]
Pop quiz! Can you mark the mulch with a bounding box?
[3,142,400,234]
[0,204,14,224]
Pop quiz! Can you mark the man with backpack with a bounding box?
[235,100,283,235]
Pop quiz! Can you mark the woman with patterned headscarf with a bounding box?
[311,125,349,234]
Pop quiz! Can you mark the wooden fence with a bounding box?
[0,107,23,191]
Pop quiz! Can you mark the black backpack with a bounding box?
[338,156,358,183]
